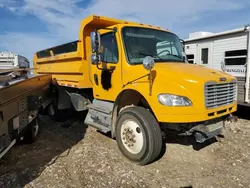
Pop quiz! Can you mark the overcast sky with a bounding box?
[1,0,250,61]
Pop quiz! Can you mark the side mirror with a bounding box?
[90,31,101,53]
[91,54,101,65]
[143,56,155,96]
[143,56,155,70]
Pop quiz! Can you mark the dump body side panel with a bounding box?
[33,42,93,89]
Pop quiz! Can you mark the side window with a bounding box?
[186,54,194,64]
[224,49,247,65]
[100,33,118,63]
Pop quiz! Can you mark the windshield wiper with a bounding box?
[138,52,183,62]
[138,52,154,57]
[138,52,163,60]
[166,54,183,60]
[140,52,182,60]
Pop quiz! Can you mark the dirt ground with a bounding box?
[0,106,250,188]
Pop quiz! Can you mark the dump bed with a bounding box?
[33,40,89,88]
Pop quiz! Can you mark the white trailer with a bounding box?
[0,52,29,69]
[184,25,250,106]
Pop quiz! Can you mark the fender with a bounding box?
[111,89,153,138]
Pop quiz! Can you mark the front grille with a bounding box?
[205,82,237,109]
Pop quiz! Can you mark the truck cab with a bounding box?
[34,15,237,165]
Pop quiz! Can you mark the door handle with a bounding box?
[110,66,116,71]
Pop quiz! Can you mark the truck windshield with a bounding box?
[122,27,185,64]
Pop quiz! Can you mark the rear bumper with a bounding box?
[157,103,237,123]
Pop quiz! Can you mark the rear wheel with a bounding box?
[115,106,162,165]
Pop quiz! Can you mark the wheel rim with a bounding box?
[32,121,39,137]
[120,120,143,154]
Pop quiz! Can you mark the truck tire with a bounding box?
[23,118,40,144]
[115,106,163,165]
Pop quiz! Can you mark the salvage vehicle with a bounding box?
[33,15,237,165]
[0,54,51,159]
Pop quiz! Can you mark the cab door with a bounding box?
[91,30,123,101]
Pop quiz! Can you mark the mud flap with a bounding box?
[57,86,71,110]
[67,92,90,111]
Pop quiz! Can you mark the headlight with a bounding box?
[158,94,192,106]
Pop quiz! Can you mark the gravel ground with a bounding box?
[0,106,250,188]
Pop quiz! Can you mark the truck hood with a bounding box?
[154,63,235,84]
[150,63,236,109]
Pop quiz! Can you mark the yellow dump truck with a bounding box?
[34,15,237,165]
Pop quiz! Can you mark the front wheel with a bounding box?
[115,106,163,165]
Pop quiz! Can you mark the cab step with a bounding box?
[84,99,114,133]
